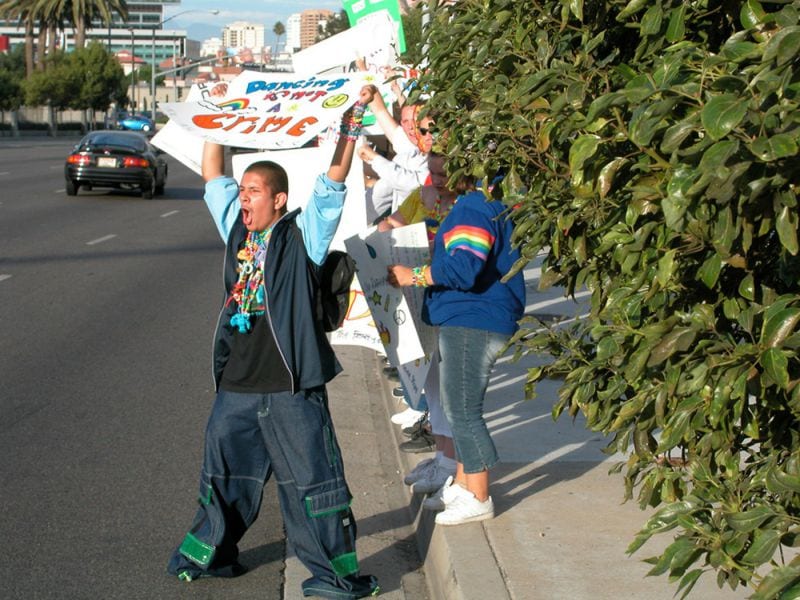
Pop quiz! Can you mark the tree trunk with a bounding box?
[47,24,57,57]
[36,24,46,70]
[24,22,34,77]
[10,110,20,137]
[47,103,56,136]
[75,20,85,50]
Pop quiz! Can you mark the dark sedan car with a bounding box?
[64,130,167,199]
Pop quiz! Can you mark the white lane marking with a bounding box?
[86,234,117,246]
[55,188,65,193]
[49,165,61,170]
[0,171,9,176]
[524,289,591,314]
[161,210,179,218]
[0,274,11,282]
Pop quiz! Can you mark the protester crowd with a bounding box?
[166,68,525,600]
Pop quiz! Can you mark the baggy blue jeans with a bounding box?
[167,387,377,599]
[438,326,509,474]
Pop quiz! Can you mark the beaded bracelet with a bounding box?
[340,101,367,141]
[411,265,429,288]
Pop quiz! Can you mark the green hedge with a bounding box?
[414,0,800,596]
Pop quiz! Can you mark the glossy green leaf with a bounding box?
[739,274,755,301]
[701,94,748,141]
[740,0,766,29]
[725,506,775,532]
[569,134,601,186]
[752,561,800,600]
[750,134,799,162]
[617,0,649,20]
[762,347,790,388]
[776,205,799,255]
[640,5,663,35]
[742,529,782,565]
[648,327,696,367]
[665,5,686,42]
[761,308,800,348]
[697,254,723,288]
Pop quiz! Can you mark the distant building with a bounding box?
[0,0,191,67]
[299,9,333,49]
[285,14,301,54]
[222,21,265,52]
[200,37,224,58]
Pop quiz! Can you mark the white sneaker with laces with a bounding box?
[412,462,455,494]
[391,407,425,426]
[422,476,472,511]
[435,492,494,525]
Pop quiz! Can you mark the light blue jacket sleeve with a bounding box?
[204,176,241,241]
[297,174,346,266]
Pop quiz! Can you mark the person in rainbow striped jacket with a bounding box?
[387,179,526,525]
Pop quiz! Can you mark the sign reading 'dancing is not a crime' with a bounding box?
[159,70,376,150]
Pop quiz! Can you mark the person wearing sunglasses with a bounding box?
[357,91,431,223]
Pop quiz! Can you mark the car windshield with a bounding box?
[81,133,146,152]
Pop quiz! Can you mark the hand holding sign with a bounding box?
[159,70,378,150]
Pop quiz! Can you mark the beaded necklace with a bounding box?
[227,226,274,333]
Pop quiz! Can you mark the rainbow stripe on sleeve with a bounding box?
[443,225,495,260]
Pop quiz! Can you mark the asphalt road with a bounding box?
[0,137,285,599]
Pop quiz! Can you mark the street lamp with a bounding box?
[151,9,219,121]
[129,27,136,111]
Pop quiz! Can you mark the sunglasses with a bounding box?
[419,125,436,136]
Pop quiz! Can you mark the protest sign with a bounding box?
[344,222,436,407]
[292,11,399,75]
[330,277,385,353]
[231,140,368,250]
[159,70,376,150]
[150,80,230,174]
[343,0,406,53]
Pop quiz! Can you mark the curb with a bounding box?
[378,363,511,600]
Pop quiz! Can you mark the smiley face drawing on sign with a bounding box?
[322,94,350,109]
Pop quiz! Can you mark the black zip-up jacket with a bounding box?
[206,176,344,394]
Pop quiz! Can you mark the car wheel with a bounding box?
[155,167,167,195]
[141,179,154,199]
[65,179,79,196]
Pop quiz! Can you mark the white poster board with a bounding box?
[150,80,230,174]
[159,70,376,150]
[330,276,385,353]
[344,222,436,407]
[230,141,368,251]
[292,12,399,75]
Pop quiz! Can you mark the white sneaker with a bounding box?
[435,493,494,525]
[403,458,436,486]
[422,476,472,511]
[391,407,425,426]
[412,462,455,494]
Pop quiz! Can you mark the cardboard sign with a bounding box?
[343,0,407,54]
[230,140,368,251]
[159,70,376,150]
[292,12,400,75]
[150,80,230,174]
[344,222,436,407]
[330,277,385,353]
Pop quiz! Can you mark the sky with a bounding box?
[163,0,345,43]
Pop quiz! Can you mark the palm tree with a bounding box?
[0,0,37,76]
[37,0,128,50]
[273,21,285,57]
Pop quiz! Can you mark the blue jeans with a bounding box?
[167,387,378,599]
[439,326,509,474]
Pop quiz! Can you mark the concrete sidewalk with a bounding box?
[285,259,752,600]
[382,263,751,600]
